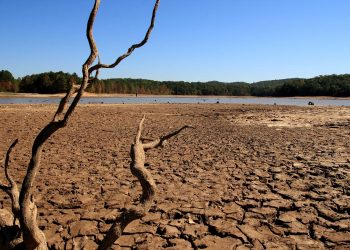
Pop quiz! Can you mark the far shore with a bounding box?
[0,92,349,100]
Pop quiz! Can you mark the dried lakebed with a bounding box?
[0,104,349,249]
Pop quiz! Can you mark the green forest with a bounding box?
[1,70,350,97]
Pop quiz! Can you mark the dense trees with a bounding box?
[19,71,79,94]
[2,69,350,97]
[273,75,350,97]
[0,70,18,92]
[90,79,251,96]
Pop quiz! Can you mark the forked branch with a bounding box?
[98,116,193,250]
[143,125,194,150]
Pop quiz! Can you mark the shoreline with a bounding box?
[0,92,349,100]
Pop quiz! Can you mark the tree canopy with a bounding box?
[0,70,18,92]
[19,71,79,94]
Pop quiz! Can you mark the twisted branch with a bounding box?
[53,82,80,122]
[18,1,101,249]
[0,139,20,225]
[98,116,193,250]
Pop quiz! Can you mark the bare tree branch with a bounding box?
[62,0,100,122]
[143,125,194,150]
[89,0,160,74]
[98,116,193,249]
[85,0,100,67]
[135,115,146,144]
[4,139,19,185]
[18,1,101,248]
[0,139,20,226]
[53,82,80,122]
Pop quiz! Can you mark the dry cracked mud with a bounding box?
[0,103,349,249]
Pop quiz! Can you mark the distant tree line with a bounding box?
[88,79,251,96]
[1,70,350,97]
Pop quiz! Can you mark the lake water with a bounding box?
[0,96,349,106]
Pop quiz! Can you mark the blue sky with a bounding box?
[1,0,349,83]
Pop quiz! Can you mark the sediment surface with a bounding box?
[0,104,349,249]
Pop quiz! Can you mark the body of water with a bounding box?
[0,96,349,106]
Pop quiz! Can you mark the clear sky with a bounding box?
[1,0,350,83]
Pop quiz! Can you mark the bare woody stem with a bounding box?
[89,0,160,74]
[143,125,194,150]
[0,139,20,225]
[98,117,193,250]
[18,1,101,249]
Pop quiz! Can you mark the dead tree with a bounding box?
[0,0,195,249]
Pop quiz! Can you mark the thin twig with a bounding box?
[0,139,18,190]
[143,125,194,150]
[89,0,160,74]
[0,139,20,226]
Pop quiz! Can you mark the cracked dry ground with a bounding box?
[0,104,349,249]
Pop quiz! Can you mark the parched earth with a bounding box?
[0,103,349,249]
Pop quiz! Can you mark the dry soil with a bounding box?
[0,104,349,249]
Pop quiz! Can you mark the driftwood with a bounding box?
[98,116,193,250]
[0,0,181,249]
[0,139,20,228]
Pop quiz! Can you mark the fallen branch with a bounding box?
[98,116,193,250]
